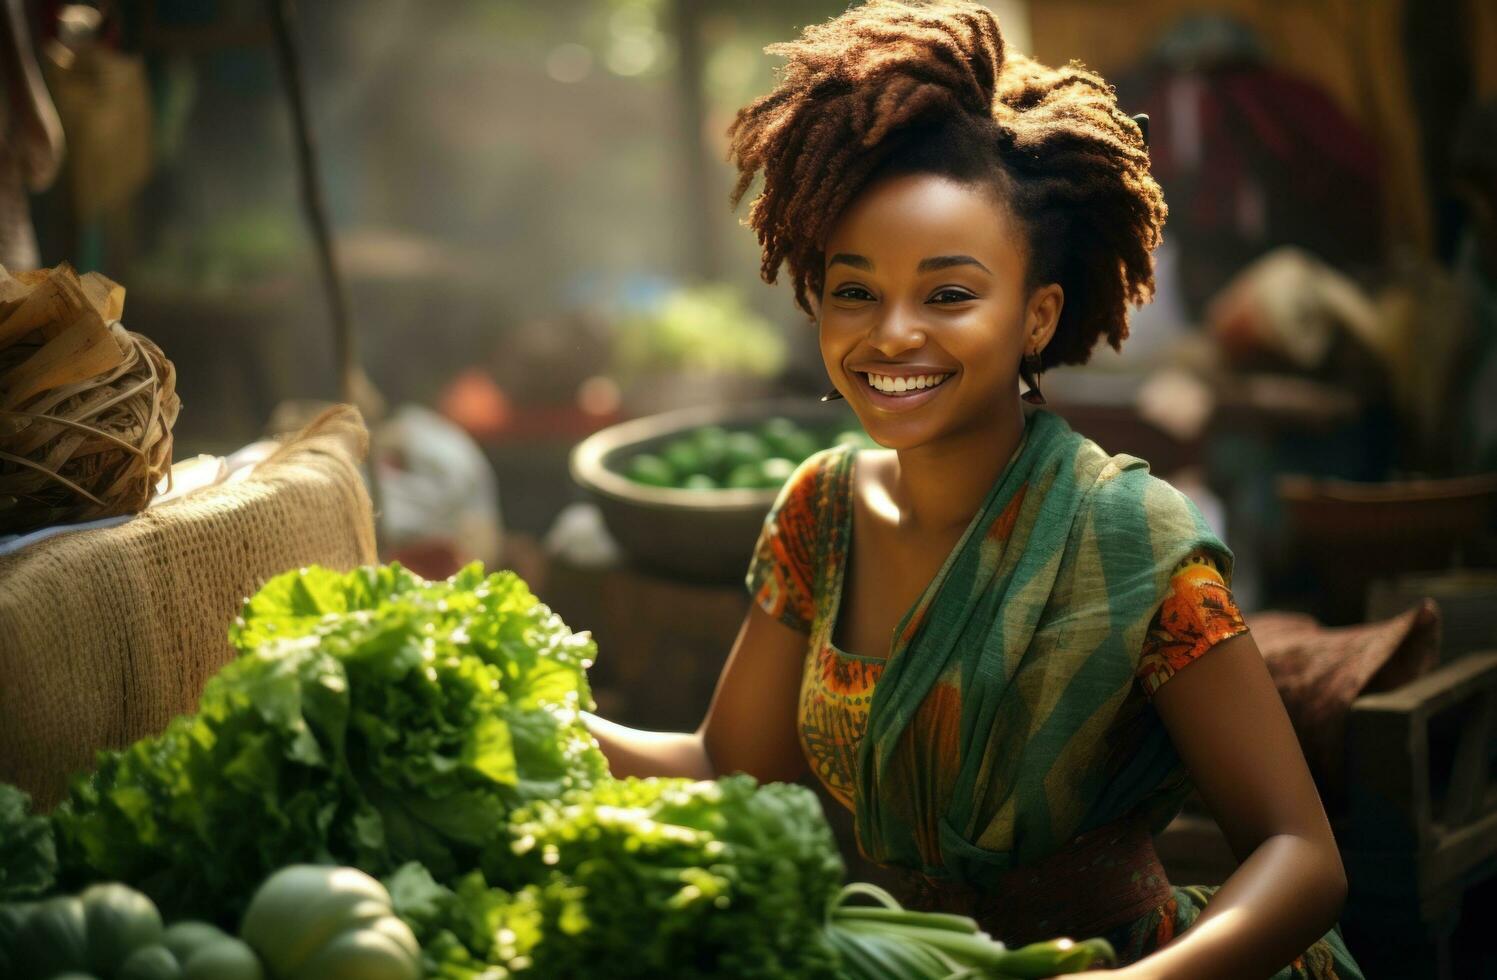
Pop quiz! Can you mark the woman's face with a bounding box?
[817,172,1061,451]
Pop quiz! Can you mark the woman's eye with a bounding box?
[930,288,975,304]
[833,286,874,301]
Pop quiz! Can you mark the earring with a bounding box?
[1020,352,1046,406]
[820,388,845,402]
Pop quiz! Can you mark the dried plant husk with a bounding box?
[0,264,180,535]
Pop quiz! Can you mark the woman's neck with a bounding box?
[886,402,1028,535]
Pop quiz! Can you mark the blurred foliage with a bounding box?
[614,283,786,380]
[452,0,847,101]
[131,209,309,291]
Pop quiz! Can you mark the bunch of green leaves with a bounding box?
[51,563,606,924]
[477,775,845,979]
[0,785,56,902]
[386,862,587,980]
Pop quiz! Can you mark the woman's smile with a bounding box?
[853,368,957,411]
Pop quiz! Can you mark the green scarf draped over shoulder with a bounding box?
[851,409,1231,889]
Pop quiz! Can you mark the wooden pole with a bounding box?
[668,0,718,281]
[265,0,383,536]
[265,0,356,402]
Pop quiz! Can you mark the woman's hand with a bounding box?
[585,604,809,782]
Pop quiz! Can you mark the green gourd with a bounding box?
[293,920,422,980]
[118,943,184,980]
[12,895,89,977]
[160,921,231,965]
[81,883,164,974]
[240,866,420,980]
[0,902,34,976]
[182,935,263,980]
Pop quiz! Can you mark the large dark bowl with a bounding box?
[570,398,861,582]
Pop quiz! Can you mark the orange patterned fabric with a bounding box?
[749,451,880,810]
[748,458,820,632]
[1137,553,1249,698]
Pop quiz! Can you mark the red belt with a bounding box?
[889,817,1174,947]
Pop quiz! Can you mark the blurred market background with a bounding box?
[4,1,1497,976]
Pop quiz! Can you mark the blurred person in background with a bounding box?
[1449,98,1497,474]
[586,2,1362,977]
[0,0,63,269]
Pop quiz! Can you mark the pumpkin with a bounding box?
[119,944,184,980]
[160,921,231,964]
[12,895,89,977]
[181,935,263,980]
[0,902,34,976]
[82,883,163,974]
[240,866,420,980]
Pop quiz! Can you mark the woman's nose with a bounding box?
[867,303,926,357]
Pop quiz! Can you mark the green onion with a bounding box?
[826,882,1118,979]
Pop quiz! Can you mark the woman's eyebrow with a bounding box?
[917,254,991,274]
[827,252,873,271]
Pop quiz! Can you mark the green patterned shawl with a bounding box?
[852,409,1231,888]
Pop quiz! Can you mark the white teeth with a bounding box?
[864,372,950,394]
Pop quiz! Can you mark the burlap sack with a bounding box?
[0,405,376,808]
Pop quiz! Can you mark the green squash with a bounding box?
[293,919,421,980]
[13,895,89,977]
[161,921,231,965]
[119,943,184,980]
[182,935,262,980]
[240,866,419,980]
[0,902,35,976]
[81,883,164,973]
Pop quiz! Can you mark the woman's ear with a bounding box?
[1026,283,1064,354]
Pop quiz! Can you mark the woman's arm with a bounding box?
[584,602,810,784]
[1100,631,1347,980]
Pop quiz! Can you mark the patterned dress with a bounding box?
[746,413,1363,978]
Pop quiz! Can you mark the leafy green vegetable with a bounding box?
[386,862,583,980]
[51,564,605,925]
[0,784,56,901]
[477,775,845,979]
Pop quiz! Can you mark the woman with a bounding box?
[587,3,1364,976]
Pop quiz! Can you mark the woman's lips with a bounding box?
[853,370,954,412]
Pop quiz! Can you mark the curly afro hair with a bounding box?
[727,0,1166,369]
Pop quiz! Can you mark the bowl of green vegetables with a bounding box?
[570,399,874,581]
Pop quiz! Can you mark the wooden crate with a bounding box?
[1340,652,1497,980]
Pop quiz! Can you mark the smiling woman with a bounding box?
[585,3,1365,978]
